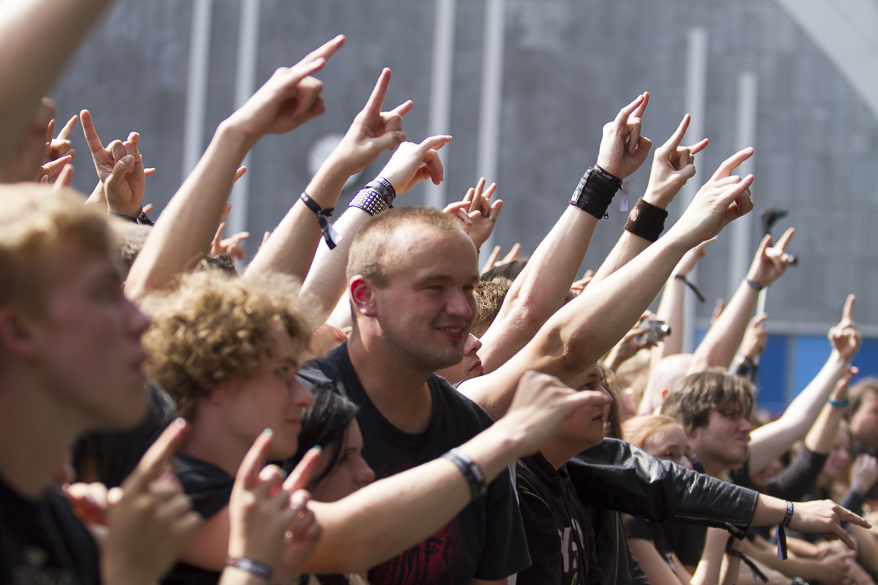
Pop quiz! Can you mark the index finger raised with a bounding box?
[665,114,691,151]
[773,227,795,252]
[237,428,276,490]
[363,68,391,118]
[124,418,189,494]
[709,147,754,182]
[57,115,79,141]
[300,34,345,66]
[841,294,856,323]
[283,446,322,493]
[614,94,645,125]
[79,110,105,156]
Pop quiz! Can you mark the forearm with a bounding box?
[656,276,686,358]
[297,207,371,325]
[749,352,847,471]
[530,232,690,386]
[309,424,519,573]
[689,528,729,585]
[126,121,252,300]
[589,231,650,288]
[688,280,755,373]
[480,205,598,371]
[245,155,352,283]
[0,0,113,165]
[804,402,846,454]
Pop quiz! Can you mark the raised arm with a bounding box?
[461,148,756,419]
[688,229,794,373]
[245,67,410,283]
[478,94,653,371]
[297,134,451,325]
[748,295,862,472]
[178,371,608,575]
[589,113,709,288]
[0,0,115,164]
[124,36,344,301]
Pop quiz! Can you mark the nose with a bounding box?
[464,334,482,356]
[126,297,151,339]
[292,379,315,409]
[739,416,754,433]
[356,459,376,489]
[447,288,475,320]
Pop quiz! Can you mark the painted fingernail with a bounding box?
[263,428,274,437]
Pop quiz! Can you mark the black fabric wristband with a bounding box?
[569,165,622,219]
[110,207,154,226]
[299,191,337,250]
[624,198,668,242]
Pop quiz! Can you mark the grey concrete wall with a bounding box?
[48,0,878,330]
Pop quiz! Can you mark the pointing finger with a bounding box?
[283,447,322,493]
[666,114,691,151]
[688,138,710,155]
[710,147,754,181]
[57,115,79,141]
[124,418,189,494]
[614,94,645,125]
[774,227,795,252]
[842,294,856,323]
[79,110,105,157]
[363,68,391,119]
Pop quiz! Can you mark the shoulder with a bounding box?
[431,374,494,429]
[299,344,346,388]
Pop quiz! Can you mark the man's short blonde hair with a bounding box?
[0,185,115,315]
[347,207,466,288]
[142,271,311,420]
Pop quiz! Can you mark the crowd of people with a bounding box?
[3,2,878,585]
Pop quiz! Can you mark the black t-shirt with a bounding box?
[0,476,101,585]
[625,515,676,571]
[515,453,599,585]
[162,452,235,585]
[299,343,531,585]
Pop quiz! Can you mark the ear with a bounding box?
[0,305,40,359]
[350,276,377,318]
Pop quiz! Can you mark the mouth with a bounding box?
[468,359,483,374]
[437,326,465,340]
[592,414,605,423]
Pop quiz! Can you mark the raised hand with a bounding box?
[377,135,452,195]
[595,93,653,179]
[850,454,878,496]
[481,243,521,275]
[225,35,345,140]
[81,109,147,217]
[326,68,412,178]
[443,178,502,250]
[829,294,862,362]
[211,222,251,261]
[102,419,202,585]
[227,429,322,582]
[739,313,768,360]
[667,147,755,247]
[673,237,714,277]
[45,114,78,166]
[497,370,612,457]
[643,114,709,208]
[789,499,870,550]
[746,227,794,287]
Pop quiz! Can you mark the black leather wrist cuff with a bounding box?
[624,198,668,242]
[569,165,622,219]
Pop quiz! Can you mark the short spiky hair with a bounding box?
[0,185,116,315]
[660,371,755,433]
[346,206,465,288]
[142,271,312,420]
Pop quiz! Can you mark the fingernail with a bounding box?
[279,468,288,479]
[174,418,187,429]
[123,155,134,164]
[311,445,322,453]
[263,428,274,437]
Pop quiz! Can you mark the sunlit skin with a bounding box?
[309,419,376,503]
[36,242,151,430]
[435,333,483,384]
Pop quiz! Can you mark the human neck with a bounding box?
[347,333,433,434]
[184,405,250,478]
[0,368,86,498]
[692,449,729,479]
[540,437,585,471]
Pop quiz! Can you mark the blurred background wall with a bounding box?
[49,0,878,411]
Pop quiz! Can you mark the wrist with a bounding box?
[641,188,672,210]
[108,201,143,218]
[216,120,259,157]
